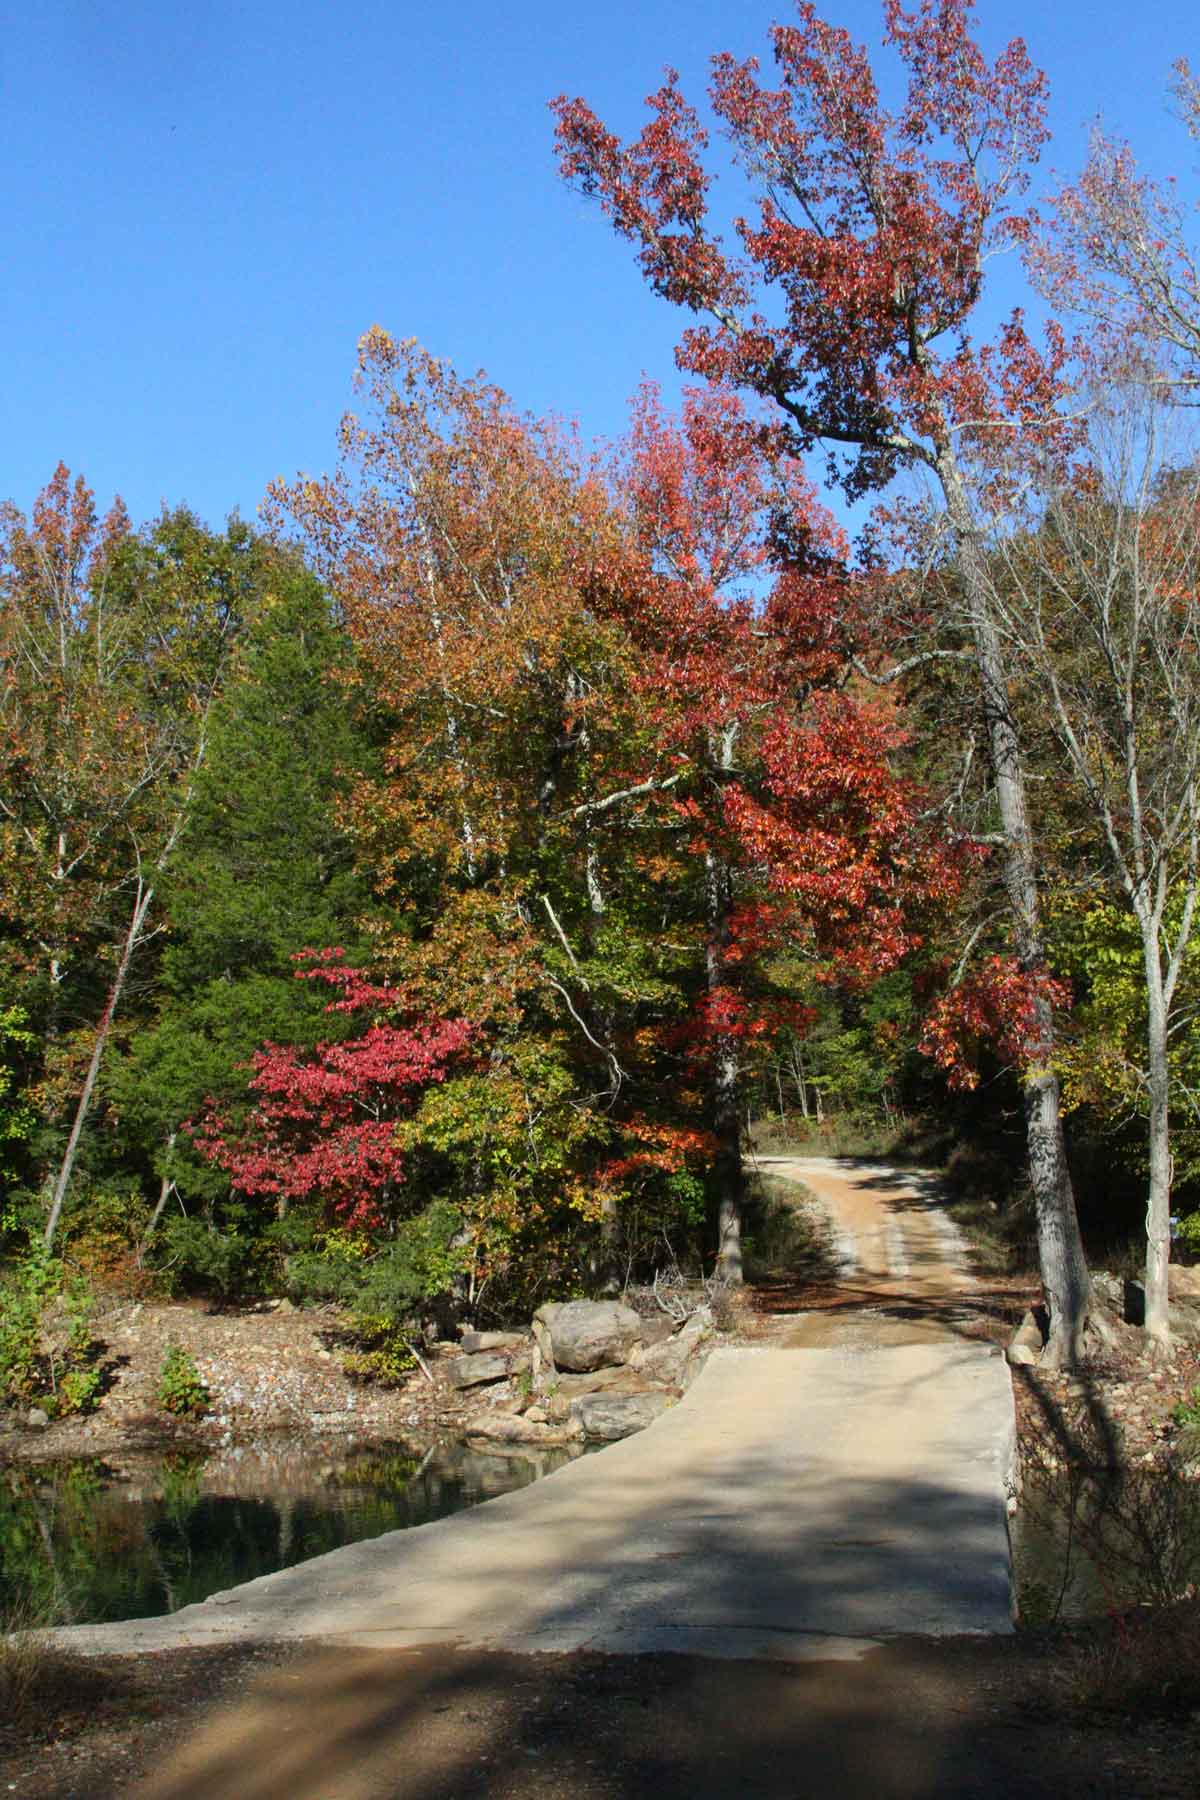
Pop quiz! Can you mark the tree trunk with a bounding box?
[940,460,1091,1365]
[44,879,154,1249]
[705,846,743,1283]
[1143,961,1172,1343]
[140,1132,179,1254]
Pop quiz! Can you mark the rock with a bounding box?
[1005,1308,1044,1368]
[465,1409,581,1446]
[26,1407,50,1429]
[533,1300,643,1373]
[524,1405,548,1425]
[550,1365,635,1398]
[459,1329,527,1354]
[1169,1264,1200,1301]
[447,1352,510,1390]
[531,1314,554,1373]
[638,1312,713,1386]
[632,1313,677,1349]
[574,1392,671,1441]
[1005,1311,1043,1367]
[1091,1272,1124,1312]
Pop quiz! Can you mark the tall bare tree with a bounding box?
[989,398,1200,1342]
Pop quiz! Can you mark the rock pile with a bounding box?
[455,1297,715,1449]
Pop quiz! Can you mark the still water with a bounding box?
[0,1439,581,1626]
[1010,1459,1200,1623]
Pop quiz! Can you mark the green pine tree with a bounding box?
[106,562,372,1252]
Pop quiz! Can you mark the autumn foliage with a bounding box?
[191,953,474,1232]
[10,2,1200,1351]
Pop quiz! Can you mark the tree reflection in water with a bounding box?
[0,1439,579,1625]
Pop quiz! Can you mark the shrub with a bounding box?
[0,1251,102,1418]
[156,1345,210,1418]
[59,1178,156,1295]
[158,1205,271,1302]
[1176,1209,1200,1259]
[288,1201,469,1385]
[1171,1385,1200,1428]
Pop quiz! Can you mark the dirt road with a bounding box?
[757,1156,982,1348]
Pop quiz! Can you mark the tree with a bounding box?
[1033,62,1200,389]
[608,381,956,1274]
[273,335,948,1288]
[986,402,1200,1341]
[107,566,372,1246]
[273,335,707,1295]
[553,0,1093,1362]
[0,477,260,1244]
[192,952,474,1229]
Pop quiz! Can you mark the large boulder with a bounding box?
[447,1352,510,1390]
[573,1392,672,1442]
[464,1409,581,1446]
[533,1300,643,1373]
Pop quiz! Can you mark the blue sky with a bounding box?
[3,0,1198,531]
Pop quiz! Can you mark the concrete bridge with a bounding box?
[55,1160,1016,1663]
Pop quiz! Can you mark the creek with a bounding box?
[0,1438,582,1626]
[1010,1462,1200,1623]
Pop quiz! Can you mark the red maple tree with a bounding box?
[554,0,1094,1361]
[192,952,473,1232]
[598,380,962,1273]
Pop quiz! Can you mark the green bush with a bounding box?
[0,1254,51,1404]
[1176,1210,1200,1259]
[0,1250,103,1418]
[158,1205,272,1301]
[156,1345,210,1418]
[288,1202,469,1386]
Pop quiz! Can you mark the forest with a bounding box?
[4,0,1200,1400]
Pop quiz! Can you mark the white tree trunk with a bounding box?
[1142,958,1172,1342]
[44,879,154,1249]
[940,459,1091,1365]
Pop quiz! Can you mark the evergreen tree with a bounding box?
[107,564,371,1250]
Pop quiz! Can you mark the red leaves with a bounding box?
[919,955,1071,1090]
[193,955,473,1227]
[552,78,744,315]
[554,0,1072,494]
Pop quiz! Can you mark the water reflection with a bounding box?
[0,1439,581,1626]
[1012,1462,1200,1624]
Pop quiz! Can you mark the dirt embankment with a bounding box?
[0,1296,497,1469]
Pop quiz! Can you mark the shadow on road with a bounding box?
[130,1631,1151,1800]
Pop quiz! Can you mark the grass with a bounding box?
[750,1110,920,1160]
[0,1595,91,1734]
[1050,1594,1200,1720]
[740,1169,842,1286]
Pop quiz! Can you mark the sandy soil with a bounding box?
[3,1635,1198,1800]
